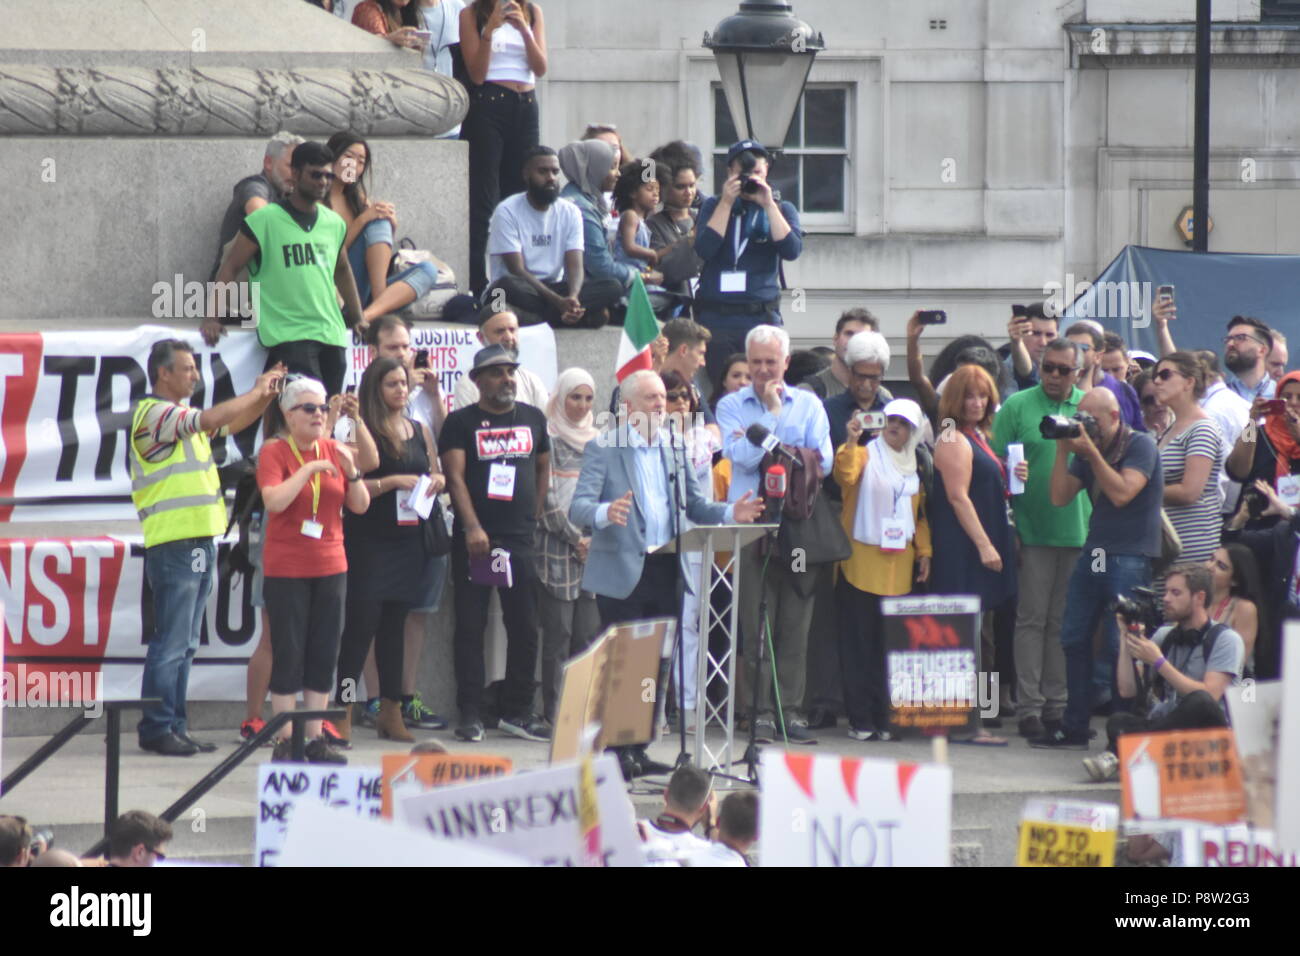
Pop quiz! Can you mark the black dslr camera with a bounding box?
[1039,411,1098,441]
[1112,587,1160,635]
[736,150,762,196]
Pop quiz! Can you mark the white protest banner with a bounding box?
[760,750,952,867]
[0,325,557,521]
[1278,624,1300,854]
[1,533,258,703]
[255,763,384,867]
[393,754,642,867]
[1178,824,1299,867]
[279,798,529,868]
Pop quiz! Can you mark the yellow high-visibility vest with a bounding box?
[129,397,227,547]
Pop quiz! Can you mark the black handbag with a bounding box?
[776,494,853,597]
[422,498,452,557]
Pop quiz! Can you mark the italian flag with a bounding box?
[614,273,661,382]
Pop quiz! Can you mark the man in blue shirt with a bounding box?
[718,326,832,745]
[695,140,802,390]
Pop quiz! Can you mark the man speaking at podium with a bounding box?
[570,369,763,777]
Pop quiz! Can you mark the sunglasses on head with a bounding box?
[1041,361,1076,377]
[291,403,330,415]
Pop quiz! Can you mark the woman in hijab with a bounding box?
[1225,369,1300,530]
[534,368,601,723]
[558,139,663,325]
[833,398,932,741]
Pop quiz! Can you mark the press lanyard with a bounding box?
[732,209,752,268]
[288,439,321,519]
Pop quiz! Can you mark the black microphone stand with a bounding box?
[667,417,691,769]
[739,491,779,784]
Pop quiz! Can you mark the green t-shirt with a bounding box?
[991,383,1091,548]
[243,200,349,349]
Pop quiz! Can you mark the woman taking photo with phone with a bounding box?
[459,0,548,295]
[258,378,370,764]
[1225,370,1300,530]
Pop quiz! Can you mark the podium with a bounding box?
[650,523,774,778]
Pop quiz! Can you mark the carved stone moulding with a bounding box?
[0,65,468,136]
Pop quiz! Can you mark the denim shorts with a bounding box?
[410,553,448,613]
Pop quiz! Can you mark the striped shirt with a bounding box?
[1160,418,1224,565]
[132,399,227,463]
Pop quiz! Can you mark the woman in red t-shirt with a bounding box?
[257,378,370,764]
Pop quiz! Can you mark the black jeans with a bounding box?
[1104,689,1228,754]
[482,274,622,329]
[336,597,412,704]
[835,578,890,732]
[451,536,539,722]
[464,84,540,296]
[264,573,347,695]
[264,340,347,398]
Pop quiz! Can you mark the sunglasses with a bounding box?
[1041,361,1076,377]
[291,403,330,415]
[665,390,690,401]
[148,846,166,861]
[1154,368,1180,382]
[305,170,336,182]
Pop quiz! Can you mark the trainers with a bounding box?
[455,719,485,743]
[357,698,381,728]
[499,714,551,742]
[240,718,266,743]
[403,693,448,731]
[785,718,819,745]
[1083,750,1120,782]
[1029,728,1089,750]
[848,726,876,741]
[753,718,777,744]
[320,720,351,751]
[305,736,348,765]
[1018,715,1044,739]
[875,730,895,742]
[271,738,300,763]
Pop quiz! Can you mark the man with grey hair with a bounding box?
[718,325,833,745]
[801,308,892,403]
[991,338,1087,738]
[208,131,304,282]
[1268,328,1289,382]
[132,341,286,756]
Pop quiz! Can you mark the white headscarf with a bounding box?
[546,368,599,450]
[853,400,923,549]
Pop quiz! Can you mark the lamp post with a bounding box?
[704,0,825,152]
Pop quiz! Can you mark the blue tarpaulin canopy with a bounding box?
[1061,244,1299,354]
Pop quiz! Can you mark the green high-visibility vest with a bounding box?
[129,398,227,547]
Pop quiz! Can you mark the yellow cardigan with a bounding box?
[833,441,932,596]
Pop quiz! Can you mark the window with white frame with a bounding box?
[712,84,852,230]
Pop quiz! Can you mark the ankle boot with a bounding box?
[333,703,353,745]
[378,698,414,742]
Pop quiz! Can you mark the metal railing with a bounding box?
[81,708,343,858]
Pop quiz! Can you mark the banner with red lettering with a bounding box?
[1,533,258,702]
[0,325,556,522]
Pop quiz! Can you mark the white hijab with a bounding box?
[853,420,921,549]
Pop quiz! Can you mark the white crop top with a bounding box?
[485,21,535,85]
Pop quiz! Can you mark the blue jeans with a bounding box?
[1058,552,1151,736]
[138,539,215,744]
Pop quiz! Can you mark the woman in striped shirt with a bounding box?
[1153,352,1224,589]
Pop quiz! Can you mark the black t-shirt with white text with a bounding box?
[440,401,549,551]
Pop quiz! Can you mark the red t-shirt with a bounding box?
[257,437,348,578]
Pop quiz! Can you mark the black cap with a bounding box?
[726,139,769,166]
[468,344,520,380]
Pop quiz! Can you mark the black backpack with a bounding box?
[217,458,263,582]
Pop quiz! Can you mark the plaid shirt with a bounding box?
[535,435,593,601]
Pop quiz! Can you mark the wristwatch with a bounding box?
[348,471,363,483]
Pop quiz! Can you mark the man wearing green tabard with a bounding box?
[203,141,364,397]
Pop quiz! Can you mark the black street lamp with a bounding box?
[704,0,825,152]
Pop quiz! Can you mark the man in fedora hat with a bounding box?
[440,345,552,744]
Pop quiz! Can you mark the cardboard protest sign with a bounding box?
[550,619,669,762]
[1118,728,1245,826]
[380,753,513,818]
[882,595,981,736]
[1178,824,1298,867]
[279,799,529,868]
[255,764,384,867]
[759,751,952,867]
[393,754,642,867]
[1016,799,1118,867]
[1226,680,1282,829]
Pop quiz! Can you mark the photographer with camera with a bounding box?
[694,140,802,389]
[991,339,1088,738]
[1081,563,1243,782]
[1031,387,1165,749]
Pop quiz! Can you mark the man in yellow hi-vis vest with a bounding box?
[131,339,285,756]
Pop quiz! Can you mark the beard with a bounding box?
[1224,349,1255,375]
[527,183,560,207]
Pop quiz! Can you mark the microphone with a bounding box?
[763,463,786,524]
[745,423,803,469]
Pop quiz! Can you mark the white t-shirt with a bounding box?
[1200,380,1250,513]
[684,841,748,867]
[639,821,711,867]
[487,193,584,284]
[453,365,549,413]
